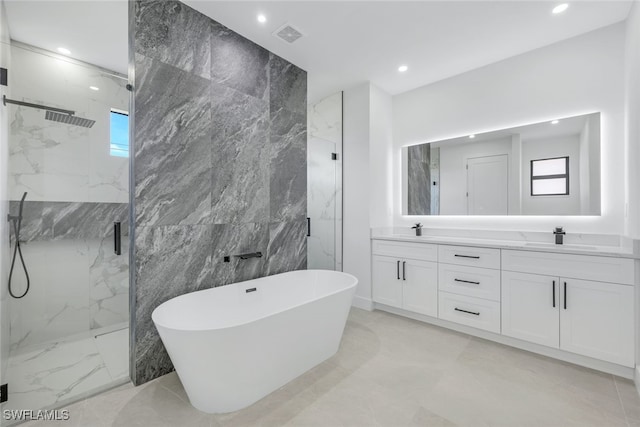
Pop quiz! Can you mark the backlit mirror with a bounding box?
[404,112,601,216]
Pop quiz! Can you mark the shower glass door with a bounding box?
[307,92,343,271]
[0,40,130,424]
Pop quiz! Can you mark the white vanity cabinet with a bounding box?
[502,251,635,367]
[371,237,637,374]
[371,240,438,317]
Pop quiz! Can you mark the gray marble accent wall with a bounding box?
[408,144,432,215]
[132,0,307,385]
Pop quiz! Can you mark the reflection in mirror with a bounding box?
[405,112,601,216]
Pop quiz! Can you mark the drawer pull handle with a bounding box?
[454,278,480,285]
[402,261,406,281]
[397,260,400,280]
[564,282,567,310]
[454,307,480,316]
[552,280,556,308]
[454,254,480,259]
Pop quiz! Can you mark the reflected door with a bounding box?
[466,155,508,215]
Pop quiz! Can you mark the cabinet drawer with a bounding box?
[439,264,501,301]
[372,239,438,262]
[502,250,634,285]
[438,292,501,333]
[438,245,500,269]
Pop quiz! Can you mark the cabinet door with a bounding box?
[502,271,559,348]
[402,259,438,317]
[372,255,403,308]
[560,278,634,367]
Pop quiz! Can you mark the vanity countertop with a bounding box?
[371,231,639,259]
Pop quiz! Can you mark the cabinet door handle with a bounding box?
[552,280,556,308]
[454,307,480,316]
[397,260,400,280]
[402,261,406,281]
[454,254,480,259]
[454,278,480,285]
[564,282,567,310]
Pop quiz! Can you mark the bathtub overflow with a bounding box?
[245,287,257,293]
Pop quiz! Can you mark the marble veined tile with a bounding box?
[9,201,128,242]
[95,328,130,381]
[308,92,342,144]
[266,221,307,276]
[89,237,129,330]
[407,143,431,215]
[6,337,111,411]
[134,0,211,79]
[211,21,270,101]
[134,54,212,227]
[210,223,269,287]
[134,225,212,384]
[9,240,90,350]
[269,54,307,116]
[211,83,270,225]
[270,108,307,222]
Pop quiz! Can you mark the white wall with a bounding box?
[0,0,10,394]
[521,135,581,215]
[343,83,372,308]
[625,2,640,238]
[392,23,625,233]
[369,85,394,228]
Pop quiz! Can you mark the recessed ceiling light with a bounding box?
[551,120,560,124]
[257,14,267,23]
[57,47,71,55]
[552,3,569,14]
[398,65,408,73]
[89,86,100,91]
[469,134,476,139]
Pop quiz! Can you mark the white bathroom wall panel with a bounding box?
[8,45,129,203]
[369,85,394,228]
[392,23,625,233]
[625,3,640,238]
[521,135,581,215]
[0,0,11,390]
[343,83,372,307]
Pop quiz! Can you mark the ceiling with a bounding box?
[3,1,633,103]
[4,0,128,75]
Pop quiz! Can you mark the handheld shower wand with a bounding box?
[8,191,30,298]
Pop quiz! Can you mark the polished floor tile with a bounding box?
[18,308,640,427]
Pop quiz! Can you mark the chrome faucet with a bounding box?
[553,227,565,245]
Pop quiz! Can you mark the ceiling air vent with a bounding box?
[273,24,304,44]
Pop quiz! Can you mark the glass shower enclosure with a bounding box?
[0,37,130,423]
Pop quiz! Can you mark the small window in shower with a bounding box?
[110,109,129,158]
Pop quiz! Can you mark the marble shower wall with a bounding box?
[7,43,130,349]
[307,92,343,271]
[132,0,307,385]
[408,143,433,215]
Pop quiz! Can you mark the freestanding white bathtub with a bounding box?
[152,269,357,414]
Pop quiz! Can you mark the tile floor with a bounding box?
[16,308,640,427]
[5,326,129,424]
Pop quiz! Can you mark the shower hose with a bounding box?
[8,193,30,298]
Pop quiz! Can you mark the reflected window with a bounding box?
[110,110,129,158]
[531,156,569,196]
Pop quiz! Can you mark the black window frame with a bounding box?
[530,156,569,196]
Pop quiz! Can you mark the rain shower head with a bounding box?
[3,95,96,128]
[45,110,95,128]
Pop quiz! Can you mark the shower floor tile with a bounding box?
[4,327,129,421]
[95,328,129,381]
